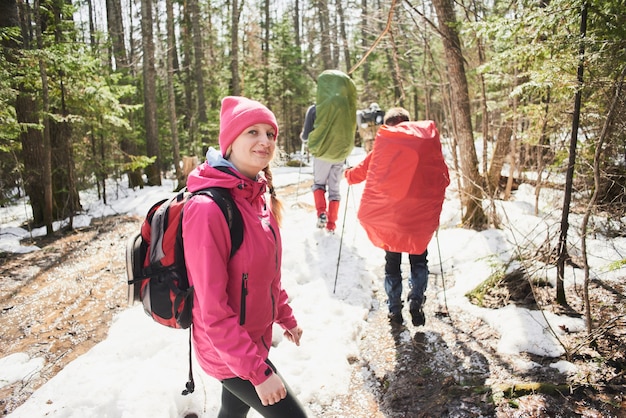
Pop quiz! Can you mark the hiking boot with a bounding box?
[316,213,328,229]
[410,299,425,326]
[388,311,403,325]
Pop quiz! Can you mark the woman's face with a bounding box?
[227,123,277,179]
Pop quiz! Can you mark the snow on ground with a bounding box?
[1,147,625,417]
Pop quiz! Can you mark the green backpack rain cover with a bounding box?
[308,70,357,163]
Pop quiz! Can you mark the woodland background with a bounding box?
[0,0,625,308]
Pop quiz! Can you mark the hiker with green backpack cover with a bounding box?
[300,70,357,233]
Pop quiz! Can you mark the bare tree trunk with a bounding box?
[557,1,588,306]
[125,0,144,188]
[34,0,53,234]
[581,65,625,333]
[330,6,338,68]
[420,30,433,120]
[294,0,301,65]
[86,0,96,47]
[262,0,270,100]
[534,88,552,216]
[479,60,488,177]
[191,0,207,119]
[140,0,161,186]
[105,0,127,68]
[50,0,80,223]
[50,99,81,221]
[464,0,489,179]
[487,125,512,194]
[7,0,45,226]
[387,8,404,105]
[88,0,102,200]
[100,131,107,204]
[360,0,371,100]
[440,78,462,210]
[336,0,351,72]
[0,0,17,29]
[504,100,518,201]
[17,93,47,225]
[106,0,142,188]
[166,0,182,189]
[229,0,241,95]
[180,1,195,144]
[431,0,486,229]
[318,0,332,69]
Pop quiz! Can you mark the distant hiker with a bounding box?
[183,96,307,417]
[300,70,357,232]
[344,107,450,326]
[356,102,385,152]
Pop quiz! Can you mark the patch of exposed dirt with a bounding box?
[0,215,140,415]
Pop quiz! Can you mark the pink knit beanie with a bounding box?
[219,96,279,157]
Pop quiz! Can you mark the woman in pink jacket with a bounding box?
[182,96,307,417]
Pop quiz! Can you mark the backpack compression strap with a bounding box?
[193,187,244,257]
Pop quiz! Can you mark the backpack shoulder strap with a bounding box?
[192,187,244,258]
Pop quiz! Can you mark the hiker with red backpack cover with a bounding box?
[344,107,450,327]
[183,96,307,417]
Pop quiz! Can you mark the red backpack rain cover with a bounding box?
[357,121,450,254]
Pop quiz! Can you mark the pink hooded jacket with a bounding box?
[182,160,297,386]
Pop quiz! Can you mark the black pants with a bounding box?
[217,360,307,418]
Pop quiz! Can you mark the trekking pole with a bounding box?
[333,184,351,294]
[435,228,451,319]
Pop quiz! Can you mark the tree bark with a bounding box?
[534,88,551,216]
[19,101,48,227]
[180,0,195,140]
[229,0,240,95]
[580,65,625,333]
[318,0,332,69]
[140,0,161,186]
[166,0,182,189]
[294,0,301,66]
[106,0,142,188]
[387,23,404,104]
[262,0,270,100]
[336,0,351,72]
[50,0,80,222]
[431,0,486,228]
[190,0,207,119]
[34,0,54,234]
[557,1,588,306]
[3,0,45,226]
[360,0,371,100]
[105,0,128,69]
[487,125,512,195]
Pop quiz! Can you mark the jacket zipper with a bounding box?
[267,222,278,323]
[239,273,248,325]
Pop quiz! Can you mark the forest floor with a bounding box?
[321,268,626,417]
[0,211,625,417]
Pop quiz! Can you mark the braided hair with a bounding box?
[263,165,283,227]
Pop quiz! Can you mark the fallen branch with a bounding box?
[491,382,571,398]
